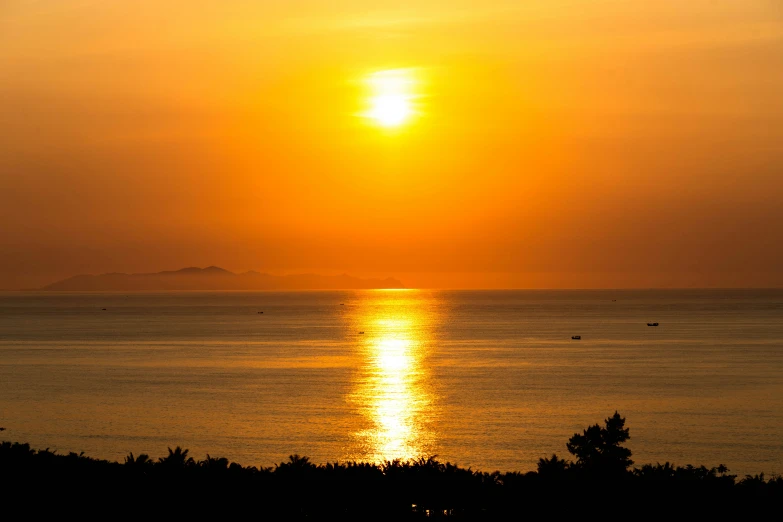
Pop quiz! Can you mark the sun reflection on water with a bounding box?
[349,294,436,463]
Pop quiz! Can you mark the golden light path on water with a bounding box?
[348,292,437,463]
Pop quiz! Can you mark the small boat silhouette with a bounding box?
[258,311,264,314]
[647,322,659,326]
[101,308,107,311]
[571,335,581,340]
[358,331,365,334]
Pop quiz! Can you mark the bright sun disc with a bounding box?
[364,69,417,128]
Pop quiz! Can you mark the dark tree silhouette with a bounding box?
[537,453,569,478]
[4,414,782,518]
[200,454,230,473]
[566,411,633,476]
[124,452,153,469]
[158,446,194,471]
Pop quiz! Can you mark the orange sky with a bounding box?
[1,0,782,289]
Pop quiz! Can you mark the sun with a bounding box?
[369,94,412,127]
[363,69,418,128]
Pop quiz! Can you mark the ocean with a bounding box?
[0,289,781,476]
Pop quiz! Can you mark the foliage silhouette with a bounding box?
[536,453,569,479]
[565,411,633,476]
[1,413,780,519]
[158,446,195,470]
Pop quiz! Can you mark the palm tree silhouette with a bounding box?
[158,446,194,471]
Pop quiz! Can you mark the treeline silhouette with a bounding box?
[1,413,779,518]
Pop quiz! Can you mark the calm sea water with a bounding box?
[0,290,781,476]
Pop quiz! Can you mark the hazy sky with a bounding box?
[1,0,782,289]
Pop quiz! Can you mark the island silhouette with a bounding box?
[41,266,405,291]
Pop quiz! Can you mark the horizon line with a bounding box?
[4,286,783,293]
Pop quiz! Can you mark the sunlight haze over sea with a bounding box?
[1,290,781,477]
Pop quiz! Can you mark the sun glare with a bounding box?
[363,69,418,128]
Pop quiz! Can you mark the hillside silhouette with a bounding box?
[2,413,779,518]
[41,266,405,291]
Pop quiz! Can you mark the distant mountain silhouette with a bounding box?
[41,267,405,291]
